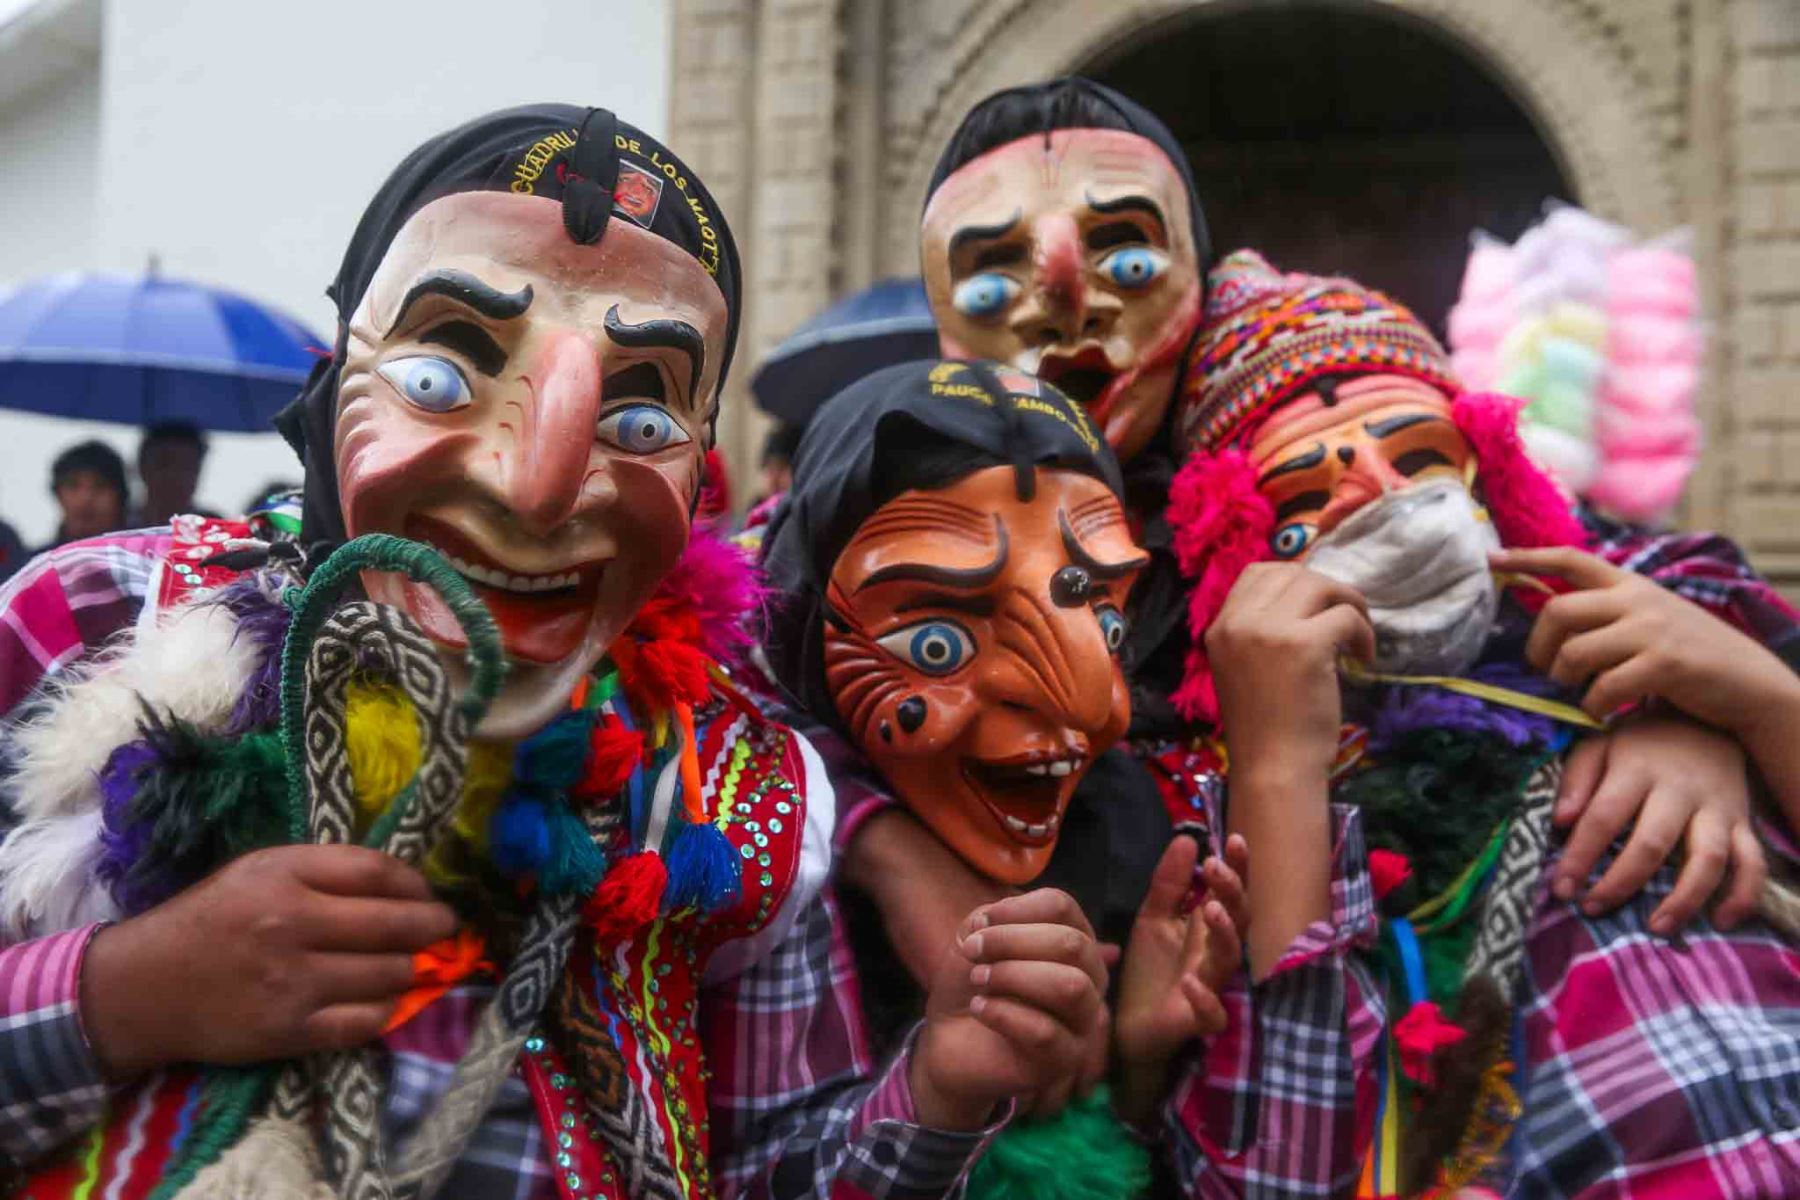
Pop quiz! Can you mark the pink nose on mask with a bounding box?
[510,330,601,531]
[1034,213,1086,315]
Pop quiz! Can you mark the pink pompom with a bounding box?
[1452,393,1587,551]
[1167,449,1276,723]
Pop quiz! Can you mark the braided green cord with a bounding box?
[279,534,505,844]
[146,1067,273,1200]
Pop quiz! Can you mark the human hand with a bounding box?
[1205,563,1374,782]
[81,844,458,1078]
[1115,833,1249,1070]
[911,889,1107,1131]
[1552,714,1765,935]
[842,805,1011,987]
[1496,545,1800,737]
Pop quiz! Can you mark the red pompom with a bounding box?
[1394,1001,1467,1087]
[573,716,645,803]
[583,852,668,945]
[1368,849,1414,901]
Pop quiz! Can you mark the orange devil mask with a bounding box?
[760,361,1145,882]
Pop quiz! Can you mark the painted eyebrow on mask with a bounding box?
[1365,412,1448,438]
[604,305,705,398]
[950,211,1023,256]
[1085,191,1167,234]
[419,320,507,377]
[1059,509,1149,579]
[388,269,534,335]
[1259,443,1328,486]
[856,516,1010,592]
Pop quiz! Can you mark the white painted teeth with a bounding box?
[435,548,579,594]
[1026,822,1048,838]
[1023,758,1079,778]
[1005,815,1029,832]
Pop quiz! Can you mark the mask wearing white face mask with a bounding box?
[1302,478,1501,678]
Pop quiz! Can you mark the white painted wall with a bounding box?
[0,0,671,545]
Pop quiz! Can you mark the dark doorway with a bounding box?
[1084,2,1575,335]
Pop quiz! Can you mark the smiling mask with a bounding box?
[276,105,741,739]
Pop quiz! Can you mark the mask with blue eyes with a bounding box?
[953,273,1022,319]
[379,355,472,412]
[817,466,1143,884]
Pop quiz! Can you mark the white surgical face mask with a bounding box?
[1303,478,1500,677]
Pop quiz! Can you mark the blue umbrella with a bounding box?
[750,277,940,426]
[0,270,328,432]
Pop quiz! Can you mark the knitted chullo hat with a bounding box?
[1166,250,1584,723]
[1176,250,1460,456]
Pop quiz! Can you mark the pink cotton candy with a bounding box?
[1587,455,1695,524]
[1608,312,1704,363]
[1593,407,1700,458]
[1602,363,1701,416]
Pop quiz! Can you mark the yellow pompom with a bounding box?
[342,680,519,887]
[344,680,424,829]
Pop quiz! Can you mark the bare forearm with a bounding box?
[1227,765,1331,982]
[1746,683,1800,835]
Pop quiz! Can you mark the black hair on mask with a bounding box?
[925,76,1211,271]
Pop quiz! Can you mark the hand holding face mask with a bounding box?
[1303,478,1502,678]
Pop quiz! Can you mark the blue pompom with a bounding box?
[490,795,551,878]
[514,710,596,788]
[661,820,743,914]
[538,800,609,897]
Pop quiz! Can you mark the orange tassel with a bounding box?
[674,703,706,824]
[385,928,493,1033]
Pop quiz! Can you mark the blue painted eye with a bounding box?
[378,355,471,412]
[597,404,692,455]
[952,273,1021,318]
[1098,246,1169,290]
[875,620,976,677]
[1271,522,1316,560]
[1096,605,1128,653]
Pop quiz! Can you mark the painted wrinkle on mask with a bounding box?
[822,468,1139,885]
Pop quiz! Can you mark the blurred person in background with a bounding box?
[134,420,218,526]
[40,440,128,552]
[0,517,24,585]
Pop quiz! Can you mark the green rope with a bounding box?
[279,534,505,844]
[146,1067,273,1200]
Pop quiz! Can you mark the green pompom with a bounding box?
[967,1088,1151,1200]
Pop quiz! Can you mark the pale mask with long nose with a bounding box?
[921,129,1203,464]
[822,465,1145,883]
[338,190,727,738]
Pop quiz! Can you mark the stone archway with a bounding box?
[879,0,1681,278]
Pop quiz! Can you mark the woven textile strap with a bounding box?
[1463,761,1557,985]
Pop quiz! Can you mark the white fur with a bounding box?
[174,1116,331,1200]
[0,600,265,937]
[0,809,119,937]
